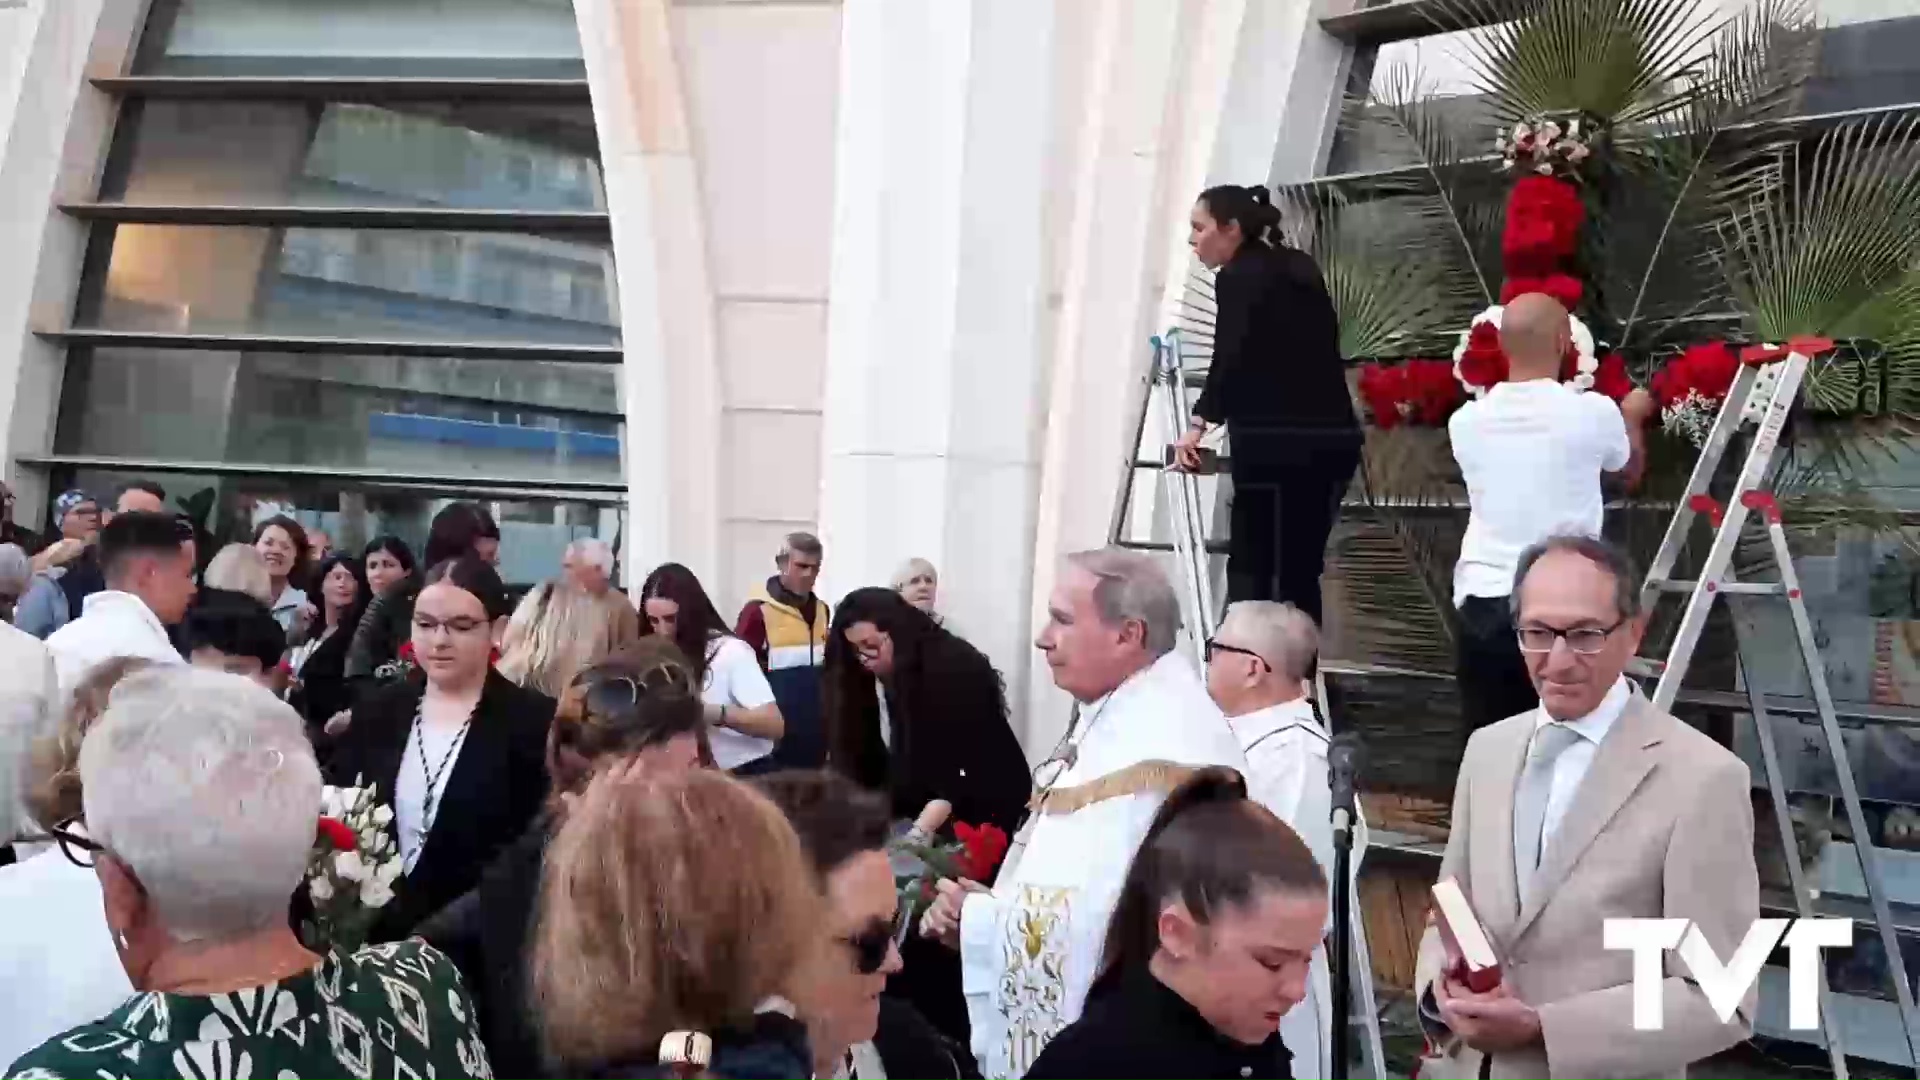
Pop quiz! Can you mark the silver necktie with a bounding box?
[1512,722,1583,909]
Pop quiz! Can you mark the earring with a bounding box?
[115,931,129,950]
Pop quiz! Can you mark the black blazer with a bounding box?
[1191,242,1360,474]
[324,669,554,942]
[1025,965,1293,1079]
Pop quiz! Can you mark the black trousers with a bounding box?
[1454,595,1539,732]
[1226,447,1361,627]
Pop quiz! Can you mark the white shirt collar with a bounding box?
[1226,696,1322,744]
[79,590,171,643]
[1534,676,1633,746]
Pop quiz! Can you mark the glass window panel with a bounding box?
[51,469,623,589]
[106,101,604,213]
[78,225,620,346]
[1326,27,1503,176]
[140,0,587,78]
[56,349,624,486]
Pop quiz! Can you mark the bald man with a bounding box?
[1448,293,1655,732]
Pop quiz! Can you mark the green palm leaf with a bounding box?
[1441,0,1727,128]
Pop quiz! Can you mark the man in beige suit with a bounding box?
[1415,534,1758,1079]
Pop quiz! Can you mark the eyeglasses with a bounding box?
[1515,619,1626,655]
[412,615,489,636]
[49,815,104,869]
[1205,638,1271,672]
[845,910,905,975]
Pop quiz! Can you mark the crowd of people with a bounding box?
[0,180,1766,1080]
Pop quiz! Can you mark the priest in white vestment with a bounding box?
[920,548,1246,1079]
[1206,600,1348,1079]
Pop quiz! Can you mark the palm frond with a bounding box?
[1609,0,1817,346]
[1349,427,1468,660]
[1441,0,1727,128]
[1275,185,1483,359]
[1358,63,1500,306]
[1717,112,1920,342]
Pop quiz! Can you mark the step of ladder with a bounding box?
[1641,578,1788,596]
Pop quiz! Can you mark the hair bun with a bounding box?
[1245,185,1271,205]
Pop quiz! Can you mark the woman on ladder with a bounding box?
[1171,184,1361,629]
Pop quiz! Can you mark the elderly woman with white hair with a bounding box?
[561,536,616,595]
[5,666,493,1079]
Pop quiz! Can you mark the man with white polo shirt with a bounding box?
[1448,292,1655,732]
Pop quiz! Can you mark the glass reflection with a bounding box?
[57,349,624,485]
[81,225,618,346]
[55,469,621,589]
[141,0,587,79]
[108,101,604,212]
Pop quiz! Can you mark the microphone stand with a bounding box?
[1328,733,1364,1080]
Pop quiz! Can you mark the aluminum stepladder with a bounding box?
[1634,338,1920,1076]
[1108,327,1388,1077]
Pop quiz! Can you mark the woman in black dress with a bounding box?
[1024,769,1328,1080]
[823,587,1031,1044]
[1171,183,1362,627]
[325,556,552,942]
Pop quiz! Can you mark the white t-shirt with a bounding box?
[1449,380,1630,604]
[394,712,472,872]
[0,838,133,1067]
[703,634,777,770]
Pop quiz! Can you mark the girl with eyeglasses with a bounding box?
[420,638,712,1078]
[325,557,553,944]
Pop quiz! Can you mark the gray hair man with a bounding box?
[921,547,1246,1077]
[561,537,616,595]
[5,666,495,1079]
[1416,535,1758,1078]
[1204,600,1337,1076]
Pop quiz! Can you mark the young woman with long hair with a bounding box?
[1024,769,1327,1079]
[290,552,369,727]
[638,563,784,773]
[531,768,827,1078]
[345,504,495,692]
[496,579,639,698]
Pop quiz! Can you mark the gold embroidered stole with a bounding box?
[1028,759,1213,816]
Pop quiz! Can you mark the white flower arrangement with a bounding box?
[1661,388,1721,448]
[1495,115,1594,176]
[1451,304,1597,398]
[302,781,402,954]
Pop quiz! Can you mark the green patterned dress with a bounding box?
[5,939,492,1080]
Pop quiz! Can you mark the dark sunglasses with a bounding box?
[1205,638,1272,673]
[50,815,104,869]
[845,910,904,975]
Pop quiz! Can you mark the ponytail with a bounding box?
[1198,184,1281,248]
[1094,766,1323,991]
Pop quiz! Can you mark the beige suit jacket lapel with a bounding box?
[1477,719,1533,940]
[1509,694,1664,945]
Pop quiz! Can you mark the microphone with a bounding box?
[1328,732,1365,844]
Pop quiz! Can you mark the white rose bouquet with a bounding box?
[301,781,403,954]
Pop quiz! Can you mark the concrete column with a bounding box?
[576,0,725,591]
[817,0,1059,719]
[0,0,151,522]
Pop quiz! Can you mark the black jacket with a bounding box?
[1024,965,1293,1080]
[324,670,553,942]
[1191,242,1360,474]
[418,819,550,1079]
[343,576,420,683]
[870,996,980,1079]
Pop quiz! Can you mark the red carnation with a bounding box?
[1652,341,1738,409]
[1404,359,1464,424]
[1358,362,1410,428]
[1590,352,1634,401]
[316,816,356,852]
[1457,323,1508,391]
[1502,175,1583,273]
[1501,272,1583,309]
[955,822,1010,883]
[398,641,416,663]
